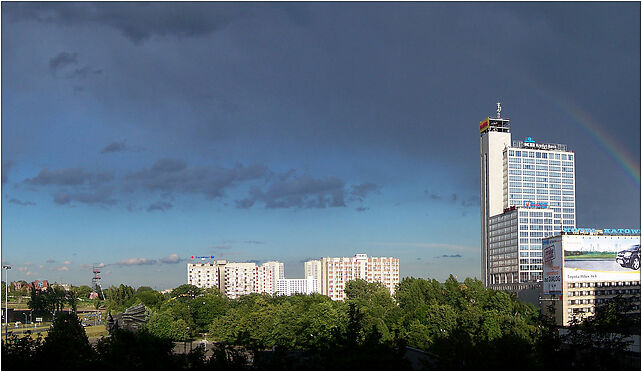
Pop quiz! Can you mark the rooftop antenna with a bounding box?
[496,101,502,119]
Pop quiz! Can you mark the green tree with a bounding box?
[135,289,165,310]
[170,284,202,299]
[40,312,95,369]
[66,289,79,313]
[75,285,93,299]
[105,284,136,313]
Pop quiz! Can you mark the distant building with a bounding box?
[321,254,399,301]
[254,264,274,295]
[24,280,49,293]
[187,261,226,289]
[276,277,318,296]
[262,261,285,290]
[304,260,322,294]
[187,260,285,298]
[223,263,257,299]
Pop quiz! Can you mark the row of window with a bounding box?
[569,289,641,297]
[520,251,543,257]
[568,281,641,288]
[507,150,573,160]
[520,264,543,271]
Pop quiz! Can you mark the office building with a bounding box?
[321,254,399,301]
[480,104,576,291]
[276,277,318,296]
[541,229,641,326]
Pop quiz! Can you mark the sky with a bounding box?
[1,2,639,290]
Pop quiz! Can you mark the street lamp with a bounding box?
[3,265,11,341]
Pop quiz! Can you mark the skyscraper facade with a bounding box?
[480,104,576,291]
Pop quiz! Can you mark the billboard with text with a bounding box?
[562,235,640,282]
[543,237,562,295]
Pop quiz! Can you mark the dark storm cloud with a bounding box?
[65,66,102,80]
[46,259,56,264]
[125,158,269,199]
[2,160,14,184]
[54,188,116,206]
[239,173,346,209]
[8,198,36,206]
[435,254,462,259]
[25,167,113,186]
[425,191,478,208]
[146,201,172,212]
[4,2,248,44]
[101,141,128,154]
[235,198,255,209]
[48,52,77,73]
[350,182,380,200]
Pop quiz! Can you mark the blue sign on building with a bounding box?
[523,200,548,209]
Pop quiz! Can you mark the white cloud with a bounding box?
[160,253,182,264]
[55,266,70,272]
[116,257,157,266]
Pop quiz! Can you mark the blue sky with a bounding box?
[1,2,639,290]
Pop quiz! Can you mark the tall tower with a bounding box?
[480,103,511,286]
[92,264,105,300]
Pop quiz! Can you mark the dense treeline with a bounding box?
[3,276,639,370]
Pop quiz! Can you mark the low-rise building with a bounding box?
[276,277,318,296]
[541,229,641,326]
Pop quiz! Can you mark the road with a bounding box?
[564,259,636,272]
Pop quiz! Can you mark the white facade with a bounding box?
[504,141,576,229]
[480,116,512,287]
[223,262,257,299]
[255,264,274,295]
[185,260,282,297]
[262,261,284,290]
[321,254,399,301]
[187,261,224,288]
[276,276,318,296]
[304,260,322,294]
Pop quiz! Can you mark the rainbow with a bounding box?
[478,55,640,186]
[525,78,640,186]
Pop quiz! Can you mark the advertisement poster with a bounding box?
[543,237,562,295]
[562,235,640,282]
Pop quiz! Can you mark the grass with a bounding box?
[2,324,108,340]
[564,252,617,260]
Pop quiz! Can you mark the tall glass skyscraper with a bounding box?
[480,105,576,291]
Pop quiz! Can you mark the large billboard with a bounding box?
[562,235,640,282]
[543,237,563,295]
